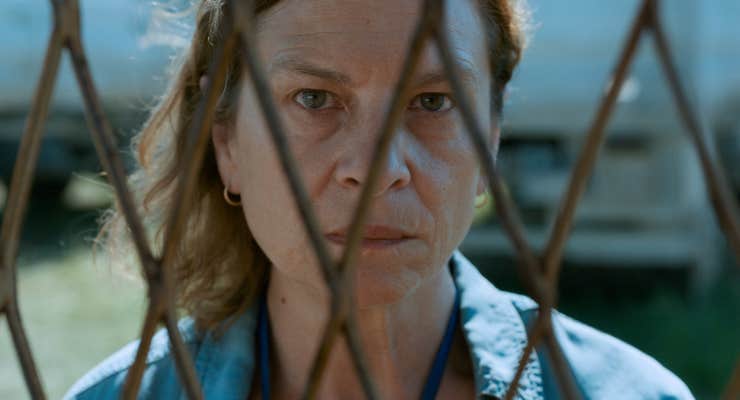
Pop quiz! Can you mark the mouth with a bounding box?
[325,225,415,249]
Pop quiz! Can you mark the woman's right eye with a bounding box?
[293,89,337,110]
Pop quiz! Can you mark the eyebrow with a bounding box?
[268,55,479,88]
[269,56,353,86]
[413,61,478,88]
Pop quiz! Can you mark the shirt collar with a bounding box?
[195,251,543,400]
[196,302,259,400]
[451,251,544,400]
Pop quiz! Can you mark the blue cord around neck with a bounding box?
[256,284,460,400]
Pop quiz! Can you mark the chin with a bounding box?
[352,262,425,309]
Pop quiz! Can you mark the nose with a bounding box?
[334,128,411,196]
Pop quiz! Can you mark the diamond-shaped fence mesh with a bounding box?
[1,0,739,399]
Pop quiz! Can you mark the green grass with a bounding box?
[1,243,737,399]
[0,248,146,399]
[558,277,740,399]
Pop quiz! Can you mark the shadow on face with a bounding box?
[211,0,496,306]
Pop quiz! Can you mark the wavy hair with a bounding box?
[99,0,529,332]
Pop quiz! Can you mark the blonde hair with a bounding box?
[99,0,528,331]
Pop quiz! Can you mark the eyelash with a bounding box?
[408,93,455,113]
[291,89,455,113]
[292,89,342,110]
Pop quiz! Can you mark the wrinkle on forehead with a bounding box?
[254,0,490,89]
[256,0,485,45]
[257,0,420,35]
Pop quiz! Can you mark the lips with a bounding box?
[325,225,414,248]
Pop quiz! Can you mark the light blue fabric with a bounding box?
[64,252,694,399]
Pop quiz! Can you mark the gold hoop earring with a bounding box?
[223,186,241,206]
[475,193,488,209]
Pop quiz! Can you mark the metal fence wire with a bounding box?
[1,0,739,399]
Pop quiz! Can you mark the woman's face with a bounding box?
[213,0,495,307]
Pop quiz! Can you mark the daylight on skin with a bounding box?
[210,0,490,398]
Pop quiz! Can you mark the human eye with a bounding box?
[293,89,340,110]
[409,92,455,112]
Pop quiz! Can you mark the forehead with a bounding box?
[255,0,490,82]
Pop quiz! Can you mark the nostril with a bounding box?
[391,176,410,191]
[343,176,361,187]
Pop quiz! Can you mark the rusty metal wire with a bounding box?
[230,1,379,396]
[1,0,739,399]
[0,1,63,397]
[725,361,740,400]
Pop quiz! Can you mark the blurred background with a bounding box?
[0,0,738,398]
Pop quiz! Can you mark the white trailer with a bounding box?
[461,0,740,293]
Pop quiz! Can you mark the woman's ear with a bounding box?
[212,120,240,195]
[203,76,241,195]
[476,119,501,196]
[489,117,501,161]
[476,175,487,197]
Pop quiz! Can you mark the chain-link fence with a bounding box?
[1,0,739,399]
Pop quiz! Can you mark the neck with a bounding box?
[264,263,458,399]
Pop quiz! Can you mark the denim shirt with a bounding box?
[64,252,694,399]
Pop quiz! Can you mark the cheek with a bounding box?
[413,134,480,248]
[233,108,317,274]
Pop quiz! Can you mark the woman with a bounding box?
[65,0,693,399]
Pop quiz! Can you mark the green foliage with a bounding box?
[0,249,145,399]
[0,245,736,399]
[558,277,740,400]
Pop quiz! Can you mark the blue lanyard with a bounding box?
[256,287,461,400]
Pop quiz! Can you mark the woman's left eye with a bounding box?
[293,89,338,110]
[410,93,455,112]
